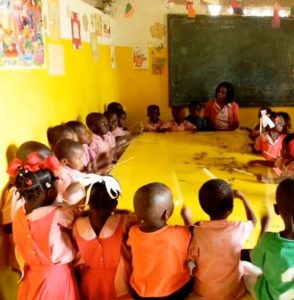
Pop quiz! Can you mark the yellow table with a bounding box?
[112,131,284,249]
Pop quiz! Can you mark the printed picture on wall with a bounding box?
[48,0,60,40]
[133,47,148,70]
[94,14,103,37]
[0,0,44,68]
[71,11,81,49]
[151,47,166,75]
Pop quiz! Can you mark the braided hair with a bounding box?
[15,168,56,203]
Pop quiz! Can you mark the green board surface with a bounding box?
[168,15,294,106]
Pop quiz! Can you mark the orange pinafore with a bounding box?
[12,207,79,300]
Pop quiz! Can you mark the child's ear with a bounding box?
[161,209,170,221]
[274,203,280,215]
[60,158,68,166]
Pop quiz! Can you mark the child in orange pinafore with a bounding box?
[128,182,192,299]
[73,175,137,300]
[9,157,79,300]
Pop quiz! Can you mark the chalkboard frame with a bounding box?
[168,14,294,107]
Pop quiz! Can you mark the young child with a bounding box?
[47,124,77,151]
[249,178,294,300]
[116,109,128,131]
[73,175,137,300]
[104,110,129,139]
[127,182,192,299]
[185,101,208,131]
[10,161,79,300]
[107,102,123,113]
[144,105,165,132]
[278,111,291,134]
[161,106,196,132]
[254,112,286,161]
[187,179,256,300]
[65,121,97,169]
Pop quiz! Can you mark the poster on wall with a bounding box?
[90,32,98,62]
[151,47,166,75]
[133,47,148,70]
[0,0,44,68]
[48,0,60,40]
[71,11,81,50]
[48,43,64,76]
[94,14,103,37]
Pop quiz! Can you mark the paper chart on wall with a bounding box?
[133,47,148,70]
[47,0,60,40]
[151,47,166,75]
[71,11,81,50]
[48,43,64,76]
[0,0,44,68]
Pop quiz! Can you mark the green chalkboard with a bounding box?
[168,15,294,106]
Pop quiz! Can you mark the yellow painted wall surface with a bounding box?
[0,39,119,300]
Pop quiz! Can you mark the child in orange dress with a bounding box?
[128,182,192,299]
[185,179,256,300]
[73,175,137,300]
[9,158,79,300]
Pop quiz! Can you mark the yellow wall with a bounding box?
[0,38,119,299]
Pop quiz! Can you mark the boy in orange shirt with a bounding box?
[127,182,192,299]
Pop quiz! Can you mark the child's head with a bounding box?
[281,133,294,160]
[107,102,123,113]
[147,105,160,123]
[275,178,294,225]
[171,106,186,123]
[215,82,234,105]
[86,112,110,136]
[104,110,119,131]
[87,176,121,215]
[199,179,233,220]
[278,111,291,133]
[65,121,91,145]
[268,112,285,133]
[16,141,51,161]
[116,109,127,129]
[14,168,57,207]
[189,101,202,117]
[54,139,84,171]
[133,182,174,226]
[47,124,77,149]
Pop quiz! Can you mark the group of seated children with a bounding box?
[6,142,294,300]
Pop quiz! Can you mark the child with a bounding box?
[250,178,294,300]
[161,106,196,132]
[65,120,97,169]
[278,111,291,134]
[73,175,137,300]
[187,179,256,300]
[204,82,239,131]
[186,101,208,131]
[53,139,87,203]
[144,105,165,132]
[10,161,79,300]
[107,102,123,113]
[254,112,286,161]
[47,124,77,151]
[127,182,192,299]
[104,110,129,139]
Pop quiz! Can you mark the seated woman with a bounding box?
[204,82,239,131]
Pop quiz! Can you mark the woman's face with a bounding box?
[216,86,227,104]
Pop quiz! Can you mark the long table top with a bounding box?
[111,131,284,249]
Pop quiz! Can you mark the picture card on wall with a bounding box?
[48,0,60,40]
[133,47,148,70]
[71,11,82,49]
[48,43,65,76]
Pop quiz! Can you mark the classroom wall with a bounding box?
[112,0,294,127]
[0,0,118,298]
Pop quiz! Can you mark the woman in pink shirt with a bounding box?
[10,160,79,300]
[204,82,240,131]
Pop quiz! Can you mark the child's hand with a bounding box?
[181,206,193,226]
[232,190,246,199]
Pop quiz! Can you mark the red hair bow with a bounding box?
[7,152,60,178]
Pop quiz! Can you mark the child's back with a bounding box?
[251,179,294,300]
[188,179,256,300]
[128,182,191,299]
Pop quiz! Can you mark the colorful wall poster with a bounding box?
[133,47,148,70]
[48,0,60,40]
[71,11,81,49]
[151,47,166,75]
[0,0,44,68]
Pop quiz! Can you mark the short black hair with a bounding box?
[189,101,202,108]
[86,112,103,131]
[199,179,233,219]
[47,124,75,147]
[107,102,123,113]
[54,139,83,161]
[215,82,234,104]
[147,105,159,113]
[276,178,294,213]
[65,120,86,131]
